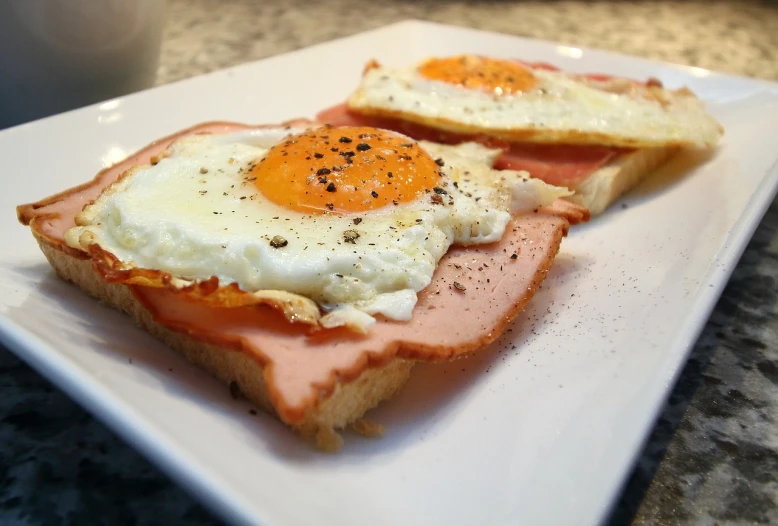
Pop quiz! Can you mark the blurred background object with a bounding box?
[0,0,165,129]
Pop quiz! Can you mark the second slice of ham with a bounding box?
[316,103,632,188]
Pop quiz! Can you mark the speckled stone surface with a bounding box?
[2,1,778,525]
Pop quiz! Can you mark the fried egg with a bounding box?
[65,125,568,332]
[347,55,722,149]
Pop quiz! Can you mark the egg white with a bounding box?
[65,128,567,331]
[347,61,722,148]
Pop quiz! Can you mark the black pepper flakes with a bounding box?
[339,136,353,143]
[317,167,331,176]
[435,158,445,167]
[371,190,379,198]
[433,187,448,195]
[453,281,466,292]
[343,230,360,244]
[314,153,324,159]
[510,253,518,259]
[353,217,363,225]
[326,182,337,192]
[270,235,288,248]
[356,143,371,151]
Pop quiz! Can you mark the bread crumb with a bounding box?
[349,418,385,438]
[315,425,344,452]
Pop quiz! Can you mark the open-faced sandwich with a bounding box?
[318,55,723,215]
[17,121,587,449]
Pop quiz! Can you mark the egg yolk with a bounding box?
[418,55,536,95]
[253,126,442,214]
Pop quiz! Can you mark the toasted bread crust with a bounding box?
[35,231,414,442]
[569,147,678,216]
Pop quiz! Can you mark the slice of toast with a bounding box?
[33,230,413,451]
[568,147,678,216]
[17,121,586,450]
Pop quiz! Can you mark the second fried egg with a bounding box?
[347,55,722,149]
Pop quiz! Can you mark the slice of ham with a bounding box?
[316,104,631,188]
[18,120,585,425]
[492,143,630,187]
[134,211,570,423]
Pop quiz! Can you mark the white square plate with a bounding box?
[2,20,778,526]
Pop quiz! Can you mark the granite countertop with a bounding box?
[2,0,778,524]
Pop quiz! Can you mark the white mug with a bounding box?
[0,0,166,128]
